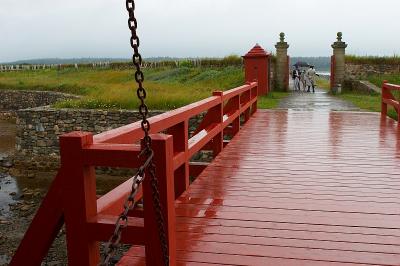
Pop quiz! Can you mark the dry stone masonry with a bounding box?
[14,108,163,171]
[0,90,79,111]
[345,63,400,80]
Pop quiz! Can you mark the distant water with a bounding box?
[317,71,330,77]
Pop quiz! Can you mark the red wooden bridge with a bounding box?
[9,51,400,265]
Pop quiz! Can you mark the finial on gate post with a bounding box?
[337,32,343,42]
[279,32,285,43]
[332,32,347,49]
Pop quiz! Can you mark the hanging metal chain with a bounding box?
[99,0,169,265]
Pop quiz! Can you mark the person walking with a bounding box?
[306,65,319,93]
[292,66,301,91]
[300,70,307,91]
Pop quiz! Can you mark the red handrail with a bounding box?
[381,81,400,123]
[10,81,258,266]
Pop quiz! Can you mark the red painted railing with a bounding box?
[10,82,258,266]
[381,81,400,122]
[330,55,336,89]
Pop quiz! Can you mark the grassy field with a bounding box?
[316,77,330,90]
[258,91,289,109]
[367,74,400,88]
[346,55,400,65]
[337,88,398,120]
[0,67,243,110]
[0,67,288,110]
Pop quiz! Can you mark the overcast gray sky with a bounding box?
[1,0,399,62]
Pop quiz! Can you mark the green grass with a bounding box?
[367,74,400,88]
[0,66,289,110]
[316,77,330,90]
[346,55,400,65]
[337,89,398,120]
[258,91,289,109]
[0,67,245,110]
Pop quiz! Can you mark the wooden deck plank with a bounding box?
[120,111,400,265]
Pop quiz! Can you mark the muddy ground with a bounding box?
[0,119,68,265]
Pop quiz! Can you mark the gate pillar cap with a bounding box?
[243,44,270,58]
[332,32,347,49]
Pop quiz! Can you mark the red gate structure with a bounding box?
[381,81,400,121]
[10,81,258,265]
[285,55,290,90]
[330,55,336,90]
[243,44,271,95]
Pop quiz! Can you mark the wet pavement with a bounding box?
[278,86,358,111]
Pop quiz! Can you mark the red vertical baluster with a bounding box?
[143,134,176,265]
[59,132,99,266]
[167,121,189,198]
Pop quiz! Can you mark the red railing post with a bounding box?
[212,91,224,157]
[230,94,241,136]
[240,88,251,123]
[251,82,258,115]
[143,134,176,265]
[59,132,99,266]
[167,121,189,198]
[381,80,388,118]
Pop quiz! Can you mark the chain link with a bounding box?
[99,0,169,265]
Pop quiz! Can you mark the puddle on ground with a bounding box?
[0,254,10,266]
[0,174,19,216]
[0,119,133,217]
[0,119,17,216]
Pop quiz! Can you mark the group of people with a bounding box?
[292,65,319,93]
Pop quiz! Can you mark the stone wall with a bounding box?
[343,80,381,94]
[14,107,164,171]
[0,90,79,111]
[13,107,207,172]
[345,63,400,80]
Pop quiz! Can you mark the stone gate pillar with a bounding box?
[331,32,347,93]
[275,32,290,91]
[243,44,271,95]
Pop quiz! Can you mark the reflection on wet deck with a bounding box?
[114,111,400,265]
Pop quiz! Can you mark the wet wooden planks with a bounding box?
[119,110,400,265]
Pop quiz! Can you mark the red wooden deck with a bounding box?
[119,110,400,266]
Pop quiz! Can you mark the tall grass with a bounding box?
[346,55,400,65]
[109,55,245,70]
[367,74,400,88]
[0,66,245,110]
